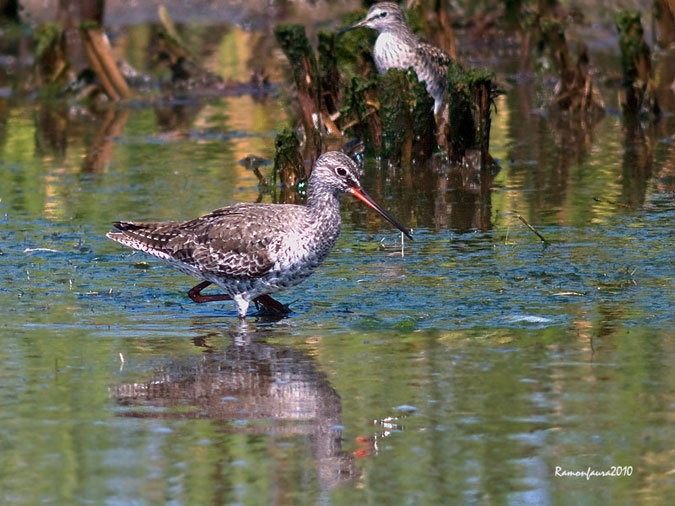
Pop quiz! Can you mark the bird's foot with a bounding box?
[253,294,291,316]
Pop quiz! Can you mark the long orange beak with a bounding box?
[350,187,413,240]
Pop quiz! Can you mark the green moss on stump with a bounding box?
[616,11,649,84]
[444,60,497,162]
[318,30,339,109]
[274,24,322,161]
[342,75,381,154]
[335,10,377,82]
[34,23,63,61]
[273,127,305,187]
[407,69,436,158]
[379,69,412,160]
[274,24,318,85]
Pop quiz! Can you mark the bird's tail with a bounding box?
[106,221,182,260]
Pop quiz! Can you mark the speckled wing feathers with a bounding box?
[415,39,451,78]
[108,203,309,279]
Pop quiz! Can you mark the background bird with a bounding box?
[342,2,453,115]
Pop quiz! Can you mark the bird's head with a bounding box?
[310,151,413,240]
[340,2,408,34]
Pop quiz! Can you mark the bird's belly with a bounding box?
[207,247,327,301]
[264,263,316,291]
[264,249,325,292]
[166,257,205,278]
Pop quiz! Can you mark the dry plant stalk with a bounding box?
[517,214,550,244]
[81,28,131,100]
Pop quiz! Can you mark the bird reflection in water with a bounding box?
[110,321,360,489]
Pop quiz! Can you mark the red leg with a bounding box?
[253,294,290,315]
[188,281,232,303]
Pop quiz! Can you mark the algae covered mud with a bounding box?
[1,1,674,504]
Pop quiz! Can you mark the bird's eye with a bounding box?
[336,167,348,177]
[380,11,388,18]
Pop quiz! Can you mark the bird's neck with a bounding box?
[379,23,414,38]
[305,182,342,244]
[307,181,340,210]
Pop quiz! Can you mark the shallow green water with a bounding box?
[2,16,675,506]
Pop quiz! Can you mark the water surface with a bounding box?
[1,11,674,506]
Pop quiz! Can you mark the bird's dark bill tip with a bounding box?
[338,18,366,35]
[350,188,413,241]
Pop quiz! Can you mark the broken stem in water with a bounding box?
[516,214,549,245]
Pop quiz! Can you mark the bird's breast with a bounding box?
[277,219,340,271]
[374,33,414,73]
[257,225,338,293]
